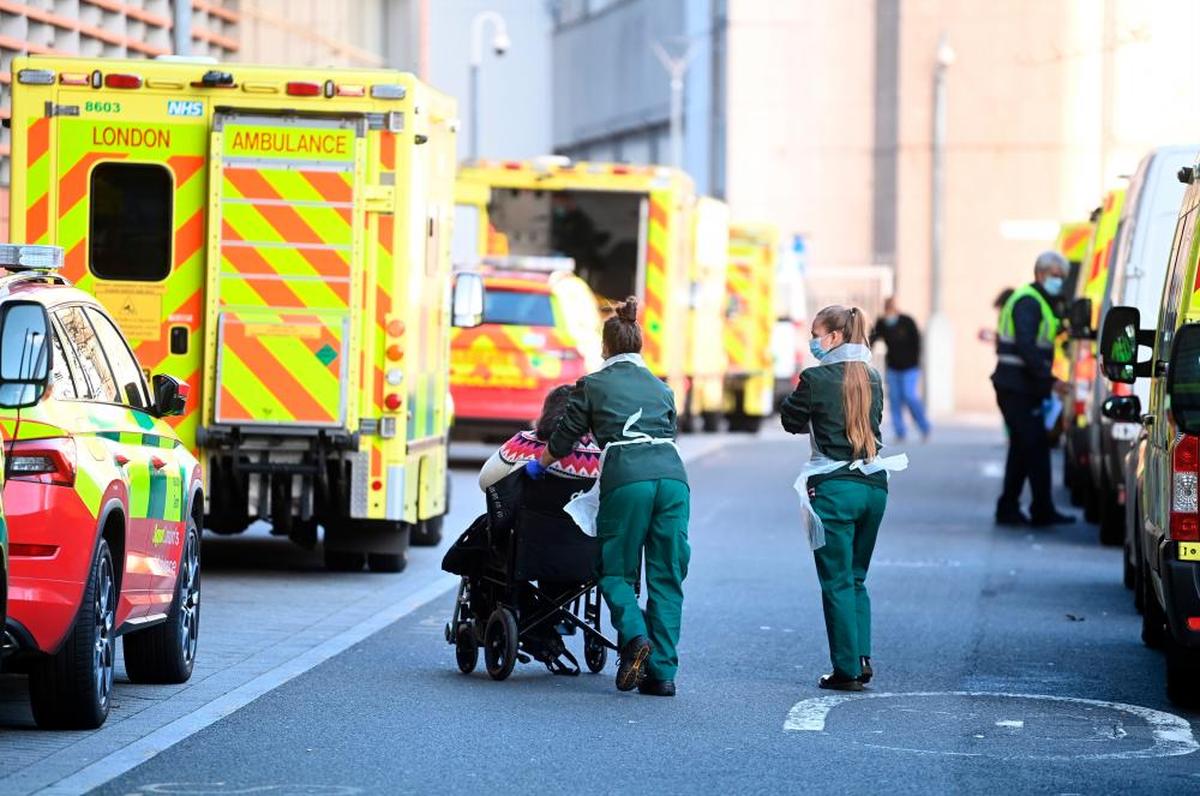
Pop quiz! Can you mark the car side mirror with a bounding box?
[1101,394,1142,422]
[452,272,485,328]
[1168,323,1200,436]
[152,373,189,417]
[1100,305,1152,383]
[0,300,51,409]
[1067,297,1094,340]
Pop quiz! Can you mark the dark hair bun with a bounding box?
[617,296,638,323]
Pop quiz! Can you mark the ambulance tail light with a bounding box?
[286,82,321,97]
[1171,434,1200,541]
[7,437,77,487]
[104,73,143,89]
[1111,381,1133,397]
[58,72,90,86]
[370,84,406,100]
[337,84,366,97]
[384,394,402,412]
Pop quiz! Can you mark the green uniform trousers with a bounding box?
[810,479,888,679]
[596,478,690,680]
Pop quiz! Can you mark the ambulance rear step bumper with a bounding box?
[198,424,358,451]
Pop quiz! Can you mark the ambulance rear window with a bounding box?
[483,289,555,327]
[88,163,173,282]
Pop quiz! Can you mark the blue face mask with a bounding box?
[1043,276,1064,296]
[809,338,828,361]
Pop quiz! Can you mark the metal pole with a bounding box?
[925,33,955,417]
[469,63,480,162]
[653,41,694,170]
[931,54,947,315]
[173,0,192,57]
[669,72,684,169]
[468,11,509,163]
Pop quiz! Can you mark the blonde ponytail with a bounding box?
[814,305,878,460]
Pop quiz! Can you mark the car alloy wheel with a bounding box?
[93,552,116,713]
[178,529,201,666]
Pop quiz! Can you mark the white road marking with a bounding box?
[980,461,1005,478]
[36,574,458,796]
[783,691,1199,760]
[995,720,1024,729]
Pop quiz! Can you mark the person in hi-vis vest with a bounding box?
[992,251,1075,527]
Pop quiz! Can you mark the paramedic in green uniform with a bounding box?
[528,297,689,697]
[781,305,894,692]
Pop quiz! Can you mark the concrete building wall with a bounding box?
[723,0,876,269]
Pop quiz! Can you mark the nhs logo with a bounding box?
[167,100,204,117]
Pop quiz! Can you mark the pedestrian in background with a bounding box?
[870,297,931,442]
[992,252,1075,527]
[531,297,689,697]
[781,305,907,691]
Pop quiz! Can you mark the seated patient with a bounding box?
[479,385,601,491]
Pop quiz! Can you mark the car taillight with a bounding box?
[7,437,76,487]
[1171,434,1200,541]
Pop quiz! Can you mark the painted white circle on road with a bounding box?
[784,691,1198,761]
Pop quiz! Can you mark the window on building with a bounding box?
[89,163,173,281]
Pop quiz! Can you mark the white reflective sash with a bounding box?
[564,408,677,536]
[793,453,909,550]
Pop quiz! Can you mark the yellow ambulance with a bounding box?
[8,56,479,571]
[455,158,697,416]
[686,196,730,431]
[724,223,778,433]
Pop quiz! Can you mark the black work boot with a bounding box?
[637,678,676,697]
[616,636,651,692]
[859,657,873,685]
[818,672,864,692]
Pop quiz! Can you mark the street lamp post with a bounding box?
[468,10,511,162]
[926,33,956,417]
[652,40,694,170]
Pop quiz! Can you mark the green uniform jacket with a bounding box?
[780,362,888,491]
[548,359,688,495]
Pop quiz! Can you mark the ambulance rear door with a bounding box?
[205,111,366,432]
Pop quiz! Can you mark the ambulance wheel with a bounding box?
[484,608,518,681]
[411,516,444,547]
[324,549,365,572]
[1166,636,1200,707]
[701,411,721,433]
[367,552,407,573]
[1098,482,1123,547]
[584,634,608,673]
[455,624,479,674]
[729,414,762,434]
[1141,563,1167,650]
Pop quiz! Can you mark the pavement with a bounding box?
[3,426,1200,793]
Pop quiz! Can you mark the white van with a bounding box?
[1089,145,1198,548]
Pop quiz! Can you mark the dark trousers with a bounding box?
[995,388,1053,517]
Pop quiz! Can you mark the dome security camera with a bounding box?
[493,30,511,56]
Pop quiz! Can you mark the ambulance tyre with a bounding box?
[729,414,762,434]
[367,552,407,573]
[1165,636,1200,707]
[701,411,721,433]
[1141,563,1167,650]
[124,518,201,685]
[411,515,444,547]
[1097,479,1123,547]
[324,550,366,572]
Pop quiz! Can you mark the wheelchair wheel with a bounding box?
[484,608,518,681]
[455,624,478,674]
[584,634,607,673]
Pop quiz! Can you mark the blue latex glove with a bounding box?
[524,459,547,480]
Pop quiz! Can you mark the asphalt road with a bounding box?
[94,428,1200,795]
